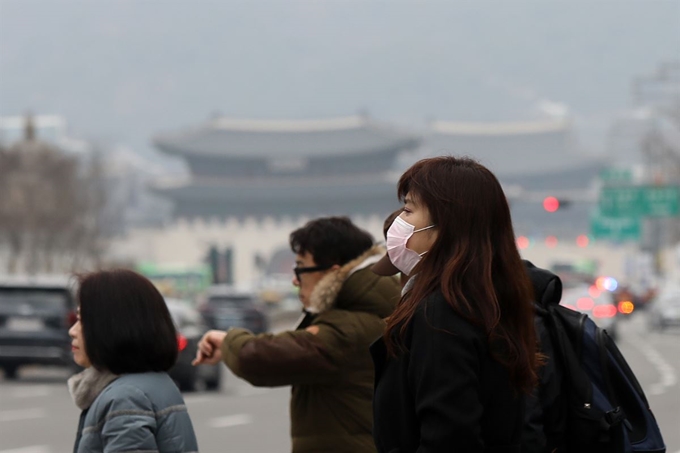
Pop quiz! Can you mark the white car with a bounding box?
[648,290,680,331]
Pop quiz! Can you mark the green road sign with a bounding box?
[599,168,633,185]
[599,185,680,218]
[590,212,641,241]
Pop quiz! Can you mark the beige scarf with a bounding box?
[67,367,119,410]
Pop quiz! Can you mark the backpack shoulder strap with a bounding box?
[545,305,593,406]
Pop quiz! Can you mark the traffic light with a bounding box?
[206,246,220,284]
[543,196,572,212]
[205,246,235,284]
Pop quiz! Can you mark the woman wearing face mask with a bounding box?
[68,269,198,453]
[370,156,539,453]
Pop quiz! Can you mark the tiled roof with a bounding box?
[423,119,602,177]
[153,116,420,159]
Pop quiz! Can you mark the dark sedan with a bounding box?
[0,276,78,379]
[198,286,269,334]
[166,298,222,392]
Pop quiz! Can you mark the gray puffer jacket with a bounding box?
[69,368,198,453]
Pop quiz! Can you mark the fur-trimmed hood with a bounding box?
[307,245,391,316]
[68,367,119,410]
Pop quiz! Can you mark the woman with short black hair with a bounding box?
[68,269,198,453]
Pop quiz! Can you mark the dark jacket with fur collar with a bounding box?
[221,246,400,453]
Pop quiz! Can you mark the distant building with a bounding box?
[426,118,577,177]
[152,115,421,219]
[118,115,609,286]
[421,118,606,237]
[132,115,421,285]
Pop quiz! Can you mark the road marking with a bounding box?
[0,408,47,422]
[10,386,52,398]
[626,332,677,396]
[209,413,253,428]
[0,446,51,453]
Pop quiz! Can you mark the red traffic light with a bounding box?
[543,196,560,213]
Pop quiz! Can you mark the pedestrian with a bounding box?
[375,211,566,452]
[370,156,540,452]
[68,269,198,453]
[193,216,400,453]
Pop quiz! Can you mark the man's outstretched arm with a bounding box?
[194,312,384,387]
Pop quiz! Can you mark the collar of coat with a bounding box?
[306,245,384,315]
[68,367,119,410]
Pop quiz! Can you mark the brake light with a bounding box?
[588,286,601,298]
[177,334,188,352]
[618,300,635,315]
[593,304,617,318]
[577,297,595,311]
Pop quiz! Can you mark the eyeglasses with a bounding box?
[293,265,331,282]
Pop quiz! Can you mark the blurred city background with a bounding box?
[0,1,679,452]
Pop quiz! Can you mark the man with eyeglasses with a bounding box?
[194,216,400,453]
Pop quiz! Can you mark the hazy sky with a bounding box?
[1,1,678,157]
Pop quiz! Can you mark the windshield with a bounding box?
[208,296,254,308]
[168,305,201,328]
[0,288,70,313]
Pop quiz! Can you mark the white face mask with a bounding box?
[386,216,435,276]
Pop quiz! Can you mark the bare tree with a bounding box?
[0,116,111,274]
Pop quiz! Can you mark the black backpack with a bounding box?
[524,261,666,453]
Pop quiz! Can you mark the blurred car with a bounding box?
[166,298,221,392]
[648,289,680,331]
[560,284,620,340]
[198,286,269,334]
[0,275,78,379]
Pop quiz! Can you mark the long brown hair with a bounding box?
[384,156,539,394]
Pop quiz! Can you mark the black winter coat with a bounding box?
[371,291,525,453]
[522,261,566,452]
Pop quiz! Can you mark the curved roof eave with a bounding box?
[152,116,421,159]
[430,118,571,136]
[209,116,365,133]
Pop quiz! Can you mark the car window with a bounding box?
[0,288,70,313]
[213,312,246,330]
[168,305,202,329]
[208,296,254,308]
